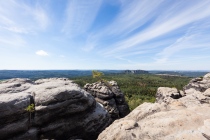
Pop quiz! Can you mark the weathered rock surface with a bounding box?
[0,78,111,140]
[84,80,130,121]
[156,87,182,104]
[184,75,210,93]
[98,73,210,140]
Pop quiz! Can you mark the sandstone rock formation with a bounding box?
[98,73,210,140]
[84,80,130,121]
[0,78,111,140]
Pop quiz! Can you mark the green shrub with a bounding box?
[25,104,35,112]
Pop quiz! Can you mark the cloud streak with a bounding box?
[0,0,50,33]
[103,0,210,56]
[62,0,102,36]
[0,0,51,50]
[104,0,164,36]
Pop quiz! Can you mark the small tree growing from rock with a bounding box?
[92,70,112,89]
[92,70,104,81]
[25,104,35,112]
[25,103,35,129]
[88,71,130,119]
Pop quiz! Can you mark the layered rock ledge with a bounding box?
[98,73,210,140]
[84,80,130,121]
[0,78,111,140]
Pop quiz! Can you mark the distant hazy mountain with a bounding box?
[149,70,209,77]
[0,70,123,80]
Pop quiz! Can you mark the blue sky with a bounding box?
[0,0,210,70]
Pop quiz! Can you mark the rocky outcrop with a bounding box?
[98,73,210,140]
[155,87,182,103]
[0,78,111,140]
[184,77,210,92]
[84,81,130,121]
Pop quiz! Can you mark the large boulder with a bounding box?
[84,80,130,121]
[98,73,210,140]
[155,87,182,104]
[0,78,111,140]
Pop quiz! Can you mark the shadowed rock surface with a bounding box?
[0,78,111,140]
[98,73,210,140]
[84,80,130,121]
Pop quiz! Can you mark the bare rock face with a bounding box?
[84,80,130,121]
[156,87,182,104]
[98,73,210,140]
[0,78,111,140]
[183,75,210,105]
[184,75,210,93]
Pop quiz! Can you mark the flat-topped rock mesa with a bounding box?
[124,70,149,74]
[84,80,130,121]
[0,78,111,140]
[98,73,210,140]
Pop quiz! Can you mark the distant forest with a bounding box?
[73,74,191,110]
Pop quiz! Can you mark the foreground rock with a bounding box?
[84,80,130,121]
[98,73,210,140]
[0,78,111,140]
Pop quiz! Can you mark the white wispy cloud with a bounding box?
[32,6,50,30]
[155,19,210,63]
[103,0,164,36]
[0,0,50,49]
[0,34,26,47]
[62,0,102,36]
[0,0,50,34]
[81,34,98,52]
[83,0,164,53]
[115,54,210,70]
[2,26,28,34]
[88,0,210,62]
[36,50,49,56]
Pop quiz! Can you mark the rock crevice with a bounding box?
[84,80,130,121]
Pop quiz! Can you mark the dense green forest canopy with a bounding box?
[72,74,191,110]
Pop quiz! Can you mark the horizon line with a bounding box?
[0,69,209,72]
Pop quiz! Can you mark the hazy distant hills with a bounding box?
[150,71,209,77]
[0,70,124,80]
[0,70,209,80]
